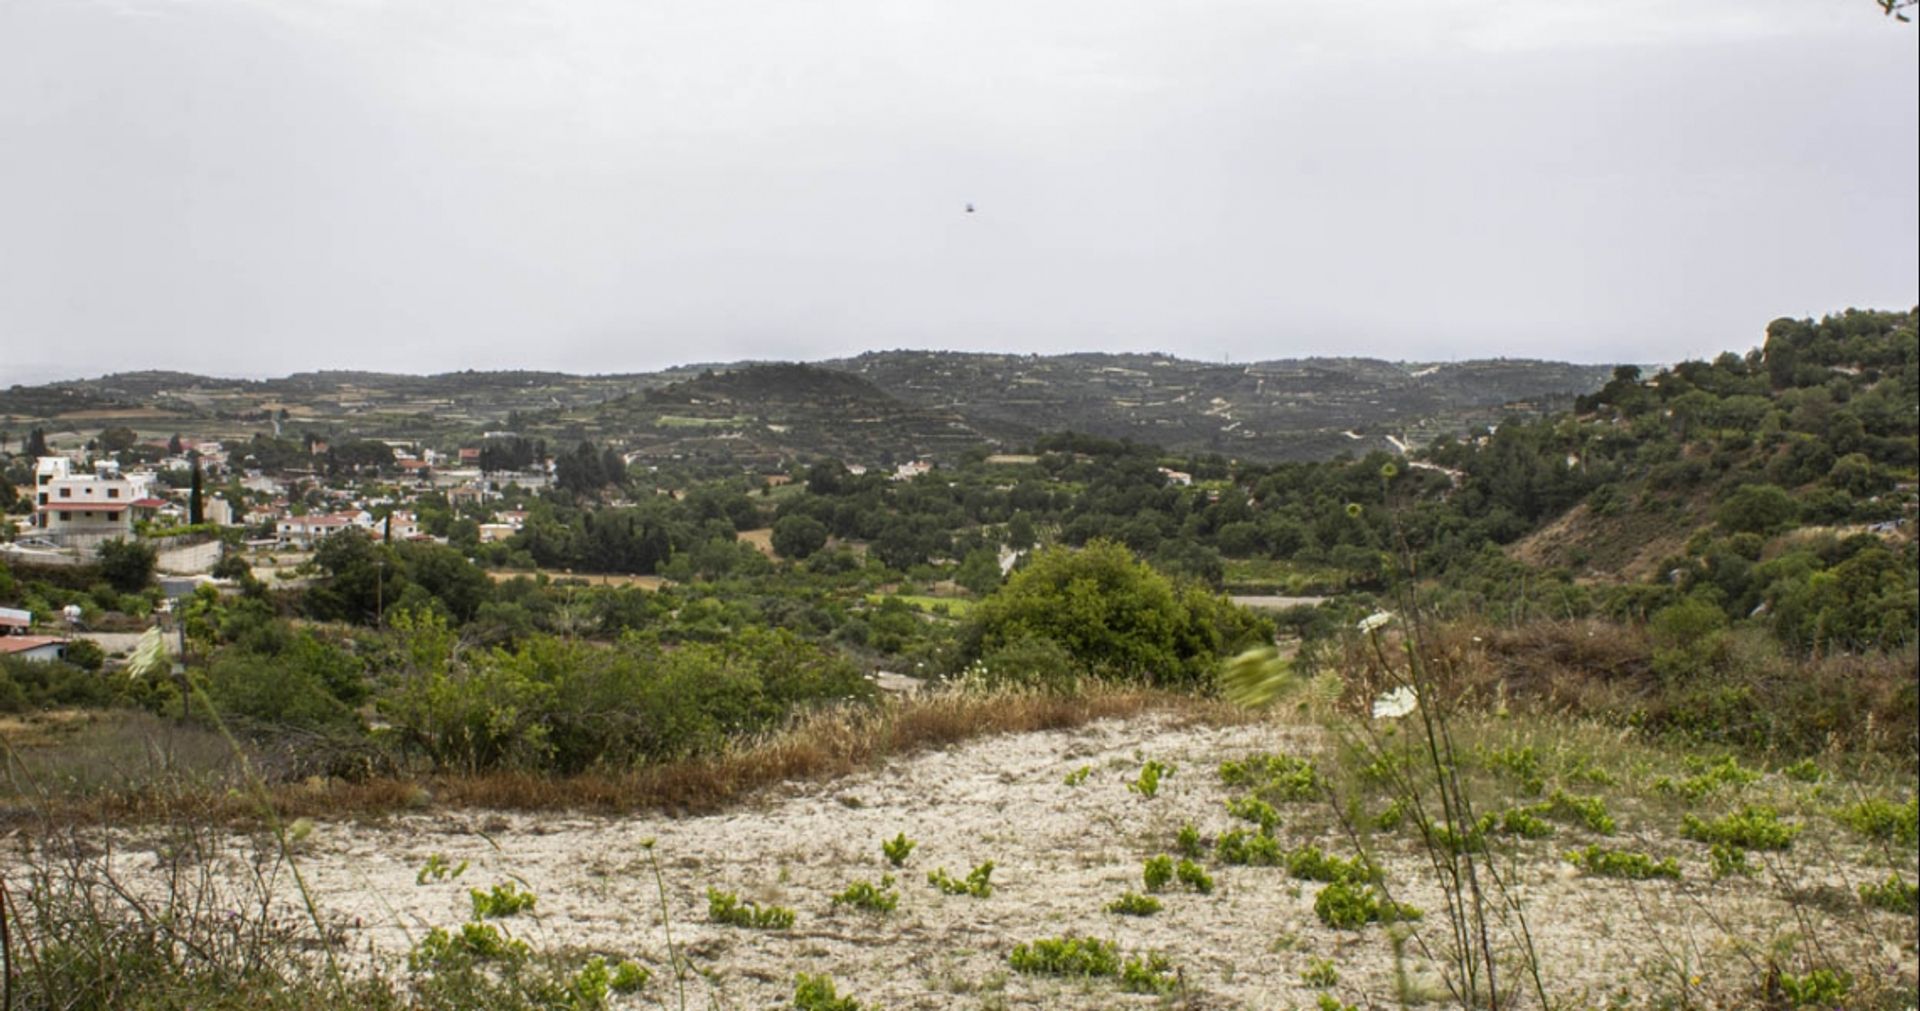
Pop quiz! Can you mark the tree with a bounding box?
[963,540,1268,688]
[167,433,184,455]
[771,514,830,560]
[25,429,50,459]
[188,460,205,525]
[97,426,139,453]
[95,538,157,593]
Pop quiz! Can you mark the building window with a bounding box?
[59,488,71,498]
[60,511,71,521]
[108,488,120,498]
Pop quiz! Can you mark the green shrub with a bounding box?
[609,960,650,993]
[1226,794,1280,833]
[1175,821,1204,858]
[1119,953,1180,995]
[1478,806,1554,839]
[408,922,530,972]
[1009,935,1120,977]
[1777,967,1851,1008]
[1175,859,1214,895]
[793,972,862,1011]
[1218,752,1323,801]
[706,888,795,929]
[469,881,537,919]
[1285,846,1381,885]
[1105,891,1162,916]
[1564,845,1680,880]
[1708,843,1754,879]
[1128,759,1173,798]
[1858,874,1918,915]
[1482,745,1545,795]
[963,541,1271,689]
[1545,790,1615,834]
[831,875,898,914]
[1063,765,1092,787]
[1301,957,1339,988]
[1216,828,1283,866]
[1143,854,1174,892]
[881,832,916,867]
[1653,755,1761,799]
[1681,806,1799,851]
[1833,796,1918,846]
[927,861,994,898]
[1312,882,1420,929]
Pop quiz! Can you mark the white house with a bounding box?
[275,511,373,548]
[31,457,163,537]
[0,636,70,663]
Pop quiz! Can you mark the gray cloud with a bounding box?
[2,0,1913,383]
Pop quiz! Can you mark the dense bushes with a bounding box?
[960,541,1270,689]
[375,616,871,774]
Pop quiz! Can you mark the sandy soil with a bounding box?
[60,715,1920,1008]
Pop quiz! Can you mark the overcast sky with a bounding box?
[1,0,1914,384]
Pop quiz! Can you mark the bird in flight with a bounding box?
[965,203,975,214]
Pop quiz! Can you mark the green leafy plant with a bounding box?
[1682,805,1799,851]
[706,887,796,929]
[1009,935,1120,977]
[1833,796,1918,846]
[1128,759,1174,798]
[1216,828,1283,866]
[1482,744,1545,795]
[1063,765,1092,787]
[1654,755,1761,799]
[1709,843,1754,879]
[1226,794,1281,833]
[1301,956,1340,988]
[1218,752,1323,801]
[610,960,651,993]
[407,922,531,972]
[1142,854,1174,892]
[927,861,994,898]
[469,881,538,919]
[1105,891,1162,916]
[881,832,917,867]
[1858,874,1918,915]
[1175,859,1214,894]
[1779,758,1825,783]
[1312,881,1421,930]
[1119,952,1180,995]
[831,875,899,914]
[794,972,863,1011]
[1175,821,1204,858]
[1777,967,1852,1008]
[1564,845,1681,880]
[416,853,470,885]
[1545,790,1615,833]
[1285,845,1381,885]
[1478,806,1554,839]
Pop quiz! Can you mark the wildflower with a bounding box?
[1345,503,1364,518]
[1372,686,1418,720]
[1356,611,1393,634]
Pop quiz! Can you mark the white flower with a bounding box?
[1371,686,1418,720]
[1356,611,1394,634]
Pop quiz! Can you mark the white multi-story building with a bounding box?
[31,457,164,537]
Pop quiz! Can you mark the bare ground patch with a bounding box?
[42,712,1917,1009]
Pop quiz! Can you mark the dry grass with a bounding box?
[14,685,1253,827]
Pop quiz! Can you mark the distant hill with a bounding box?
[821,351,1617,461]
[0,350,1620,464]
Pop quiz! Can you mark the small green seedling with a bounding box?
[882,832,917,867]
[469,881,537,919]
